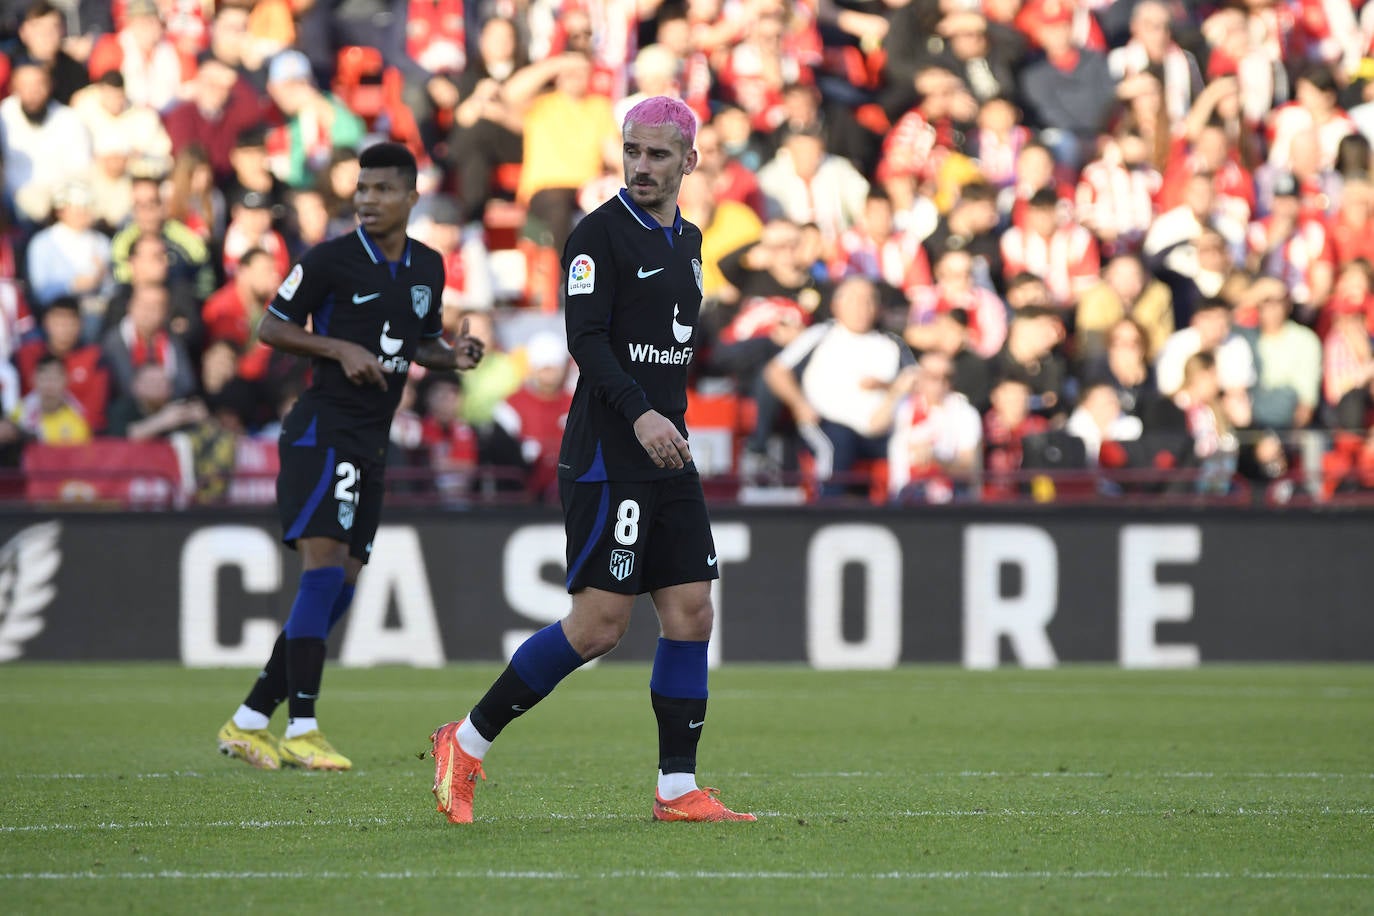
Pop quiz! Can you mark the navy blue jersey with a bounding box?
[268,227,445,459]
[558,189,705,482]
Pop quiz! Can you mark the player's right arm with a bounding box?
[259,252,388,391]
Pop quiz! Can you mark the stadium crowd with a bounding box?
[6,0,1374,505]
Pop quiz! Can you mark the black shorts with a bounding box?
[561,472,719,595]
[276,444,384,563]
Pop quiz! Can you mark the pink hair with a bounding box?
[623,96,697,151]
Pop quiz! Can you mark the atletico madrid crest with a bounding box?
[609,548,634,582]
[338,501,356,531]
[411,284,431,318]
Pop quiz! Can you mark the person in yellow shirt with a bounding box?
[13,355,91,446]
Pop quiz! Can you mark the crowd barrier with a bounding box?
[1,506,1369,667]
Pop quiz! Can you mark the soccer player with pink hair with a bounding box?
[429,96,754,824]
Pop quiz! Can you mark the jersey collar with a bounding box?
[617,188,683,236]
[355,226,413,278]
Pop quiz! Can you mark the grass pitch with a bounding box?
[1,664,1371,914]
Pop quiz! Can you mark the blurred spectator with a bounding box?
[222,187,290,279]
[767,81,875,181]
[1322,289,1374,431]
[982,374,1049,499]
[1245,172,1334,319]
[1002,141,1063,228]
[101,282,196,402]
[1159,86,1256,219]
[506,52,618,254]
[1328,258,1374,337]
[906,248,1008,359]
[197,337,259,435]
[70,70,173,173]
[17,0,89,105]
[225,126,288,220]
[1076,128,1162,256]
[0,56,92,225]
[105,360,207,440]
[937,10,1017,106]
[878,65,974,201]
[111,177,216,301]
[1018,0,1115,169]
[287,188,330,254]
[317,147,361,238]
[1144,172,1236,316]
[11,354,91,446]
[763,277,914,497]
[419,372,479,504]
[970,96,1030,191]
[881,352,983,502]
[1106,0,1202,124]
[696,119,766,217]
[207,2,270,89]
[1000,187,1100,310]
[676,169,763,304]
[162,51,263,183]
[830,188,929,308]
[446,15,526,222]
[492,331,572,503]
[1142,350,1243,495]
[15,297,109,431]
[1243,278,1321,429]
[201,247,282,381]
[26,182,113,308]
[715,2,816,133]
[1267,62,1355,171]
[1065,382,1143,466]
[164,144,223,241]
[1327,177,1374,269]
[908,307,992,412]
[263,49,365,190]
[923,181,1003,292]
[104,233,202,348]
[455,309,520,426]
[411,197,494,313]
[1256,130,1339,222]
[89,0,189,113]
[1075,254,1174,362]
[1154,297,1257,404]
[1080,316,1160,419]
[758,123,868,257]
[990,307,1070,420]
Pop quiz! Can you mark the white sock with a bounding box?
[232,705,270,731]
[285,717,318,739]
[657,770,699,800]
[456,716,491,759]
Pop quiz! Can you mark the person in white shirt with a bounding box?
[879,352,983,502]
[757,125,869,255]
[1065,382,1143,466]
[1154,297,1256,398]
[0,58,92,224]
[26,182,112,308]
[763,276,915,497]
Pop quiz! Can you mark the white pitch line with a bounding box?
[0,869,1371,882]
[5,807,1373,833]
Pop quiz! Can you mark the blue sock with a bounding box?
[510,622,585,696]
[650,638,709,699]
[284,567,346,640]
[650,638,709,774]
[327,583,356,632]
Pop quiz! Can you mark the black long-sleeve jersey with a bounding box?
[558,189,705,482]
[268,227,445,460]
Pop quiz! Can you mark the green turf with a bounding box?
[1,664,1371,914]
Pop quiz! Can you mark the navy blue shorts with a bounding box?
[276,444,384,563]
[560,472,719,595]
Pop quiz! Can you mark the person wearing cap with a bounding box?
[222,186,291,280]
[491,331,574,501]
[162,51,265,182]
[1017,0,1115,170]
[1241,277,1322,429]
[26,182,112,308]
[0,56,92,225]
[263,49,366,189]
[1244,172,1336,319]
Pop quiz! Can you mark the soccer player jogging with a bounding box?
[216,143,484,771]
[429,97,755,823]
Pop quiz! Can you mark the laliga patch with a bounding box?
[278,263,304,300]
[568,254,595,296]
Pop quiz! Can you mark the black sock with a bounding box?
[286,637,327,721]
[243,632,288,717]
[651,692,708,774]
[469,665,545,741]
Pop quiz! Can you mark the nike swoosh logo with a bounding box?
[688,720,705,729]
[637,267,665,278]
[296,692,318,700]
[706,554,717,566]
[352,292,381,304]
[511,704,527,712]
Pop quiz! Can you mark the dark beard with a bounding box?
[20,103,49,126]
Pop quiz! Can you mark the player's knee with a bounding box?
[581,619,629,659]
[665,598,713,642]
